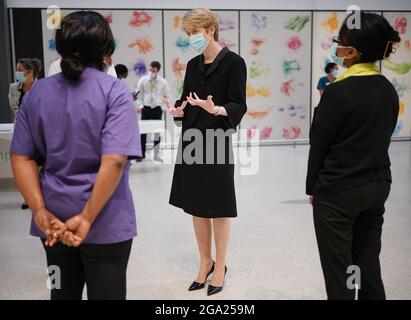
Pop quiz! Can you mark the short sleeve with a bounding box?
[10,93,37,158]
[222,56,247,129]
[317,78,325,90]
[102,80,142,159]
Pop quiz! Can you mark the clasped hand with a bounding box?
[34,208,92,248]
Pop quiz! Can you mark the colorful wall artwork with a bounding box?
[41,10,163,95]
[382,12,411,138]
[240,11,312,142]
[40,9,411,144]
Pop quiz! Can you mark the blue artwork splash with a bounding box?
[393,120,403,136]
[133,59,147,77]
[48,39,56,51]
[176,37,191,53]
[251,13,268,32]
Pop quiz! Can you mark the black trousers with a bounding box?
[42,239,133,300]
[141,106,163,157]
[313,180,391,300]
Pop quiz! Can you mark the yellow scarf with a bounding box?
[334,63,381,83]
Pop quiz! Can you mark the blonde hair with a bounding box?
[182,8,219,41]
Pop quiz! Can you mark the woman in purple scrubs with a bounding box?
[10,11,141,300]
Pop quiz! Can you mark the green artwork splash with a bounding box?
[250,61,269,79]
[384,59,411,75]
[282,59,301,76]
[175,80,184,98]
[284,15,310,32]
[391,78,410,97]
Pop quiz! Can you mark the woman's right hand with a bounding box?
[162,98,187,118]
[52,213,92,247]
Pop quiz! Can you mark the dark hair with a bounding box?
[55,11,115,80]
[339,12,401,63]
[324,62,337,74]
[17,58,42,79]
[115,64,128,79]
[150,61,161,71]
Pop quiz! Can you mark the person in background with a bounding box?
[317,62,338,96]
[135,61,171,162]
[48,56,118,78]
[307,12,401,300]
[8,58,42,210]
[10,11,141,300]
[8,58,42,120]
[115,64,129,80]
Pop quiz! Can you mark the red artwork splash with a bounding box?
[105,12,113,24]
[247,126,258,139]
[282,126,301,139]
[287,36,302,51]
[250,38,264,55]
[394,16,408,34]
[219,38,236,50]
[280,79,299,97]
[405,40,411,51]
[129,11,153,28]
[261,127,273,140]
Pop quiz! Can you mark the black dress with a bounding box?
[169,47,247,218]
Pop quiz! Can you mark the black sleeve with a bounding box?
[306,86,346,195]
[173,61,191,126]
[221,56,247,129]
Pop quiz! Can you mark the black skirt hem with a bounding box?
[169,202,237,219]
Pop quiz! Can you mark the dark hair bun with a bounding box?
[56,11,115,81]
[61,55,84,80]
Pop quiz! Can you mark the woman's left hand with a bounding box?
[187,92,219,115]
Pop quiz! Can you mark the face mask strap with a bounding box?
[384,41,398,59]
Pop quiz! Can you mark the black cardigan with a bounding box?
[306,75,399,196]
[174,47,247,131]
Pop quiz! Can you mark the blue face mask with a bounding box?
[189,33,209,53]
[331,69,339,78]
[330,42,353,67]
[15,71,27,83]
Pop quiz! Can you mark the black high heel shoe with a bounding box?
[188,261,215,291]
[207,266,228,296]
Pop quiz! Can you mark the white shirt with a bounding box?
[47,58,118,78]
[136,74,171,109]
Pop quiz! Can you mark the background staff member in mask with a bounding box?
[317,62,338,96]
[135,61,171,162]
[8,58,43,210]
[8,58,42,120]
[307,12,401,300]
[164,8,247,296]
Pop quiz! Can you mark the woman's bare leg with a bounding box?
[211,218,230,286]
[192,216,214,283]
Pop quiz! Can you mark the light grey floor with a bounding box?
[1,142,410,300]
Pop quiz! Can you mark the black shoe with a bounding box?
[21,203,29,210]
[188,261,215,291]
[207,266,228,296]
[136,156,145,163]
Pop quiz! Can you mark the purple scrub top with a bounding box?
[10,67,142,244]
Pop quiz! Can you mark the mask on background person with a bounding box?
[150,71,158,80]
[331,69,339,78]
[15,71,27,83]
[189,32,209,53]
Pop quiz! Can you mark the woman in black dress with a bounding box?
[164,8,247,296]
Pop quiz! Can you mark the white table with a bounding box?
[0,120,165,178]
